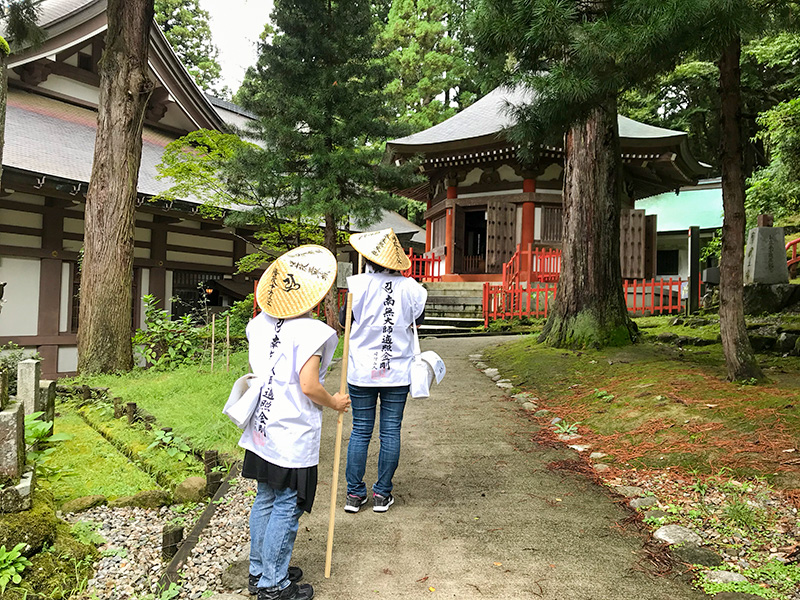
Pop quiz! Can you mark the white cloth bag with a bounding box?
[409,320,445,399]
[223,373,261,430]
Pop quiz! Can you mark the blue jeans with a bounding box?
[345,384,409,498]
[249,481,304,591]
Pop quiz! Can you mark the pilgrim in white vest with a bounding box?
[237,245,350,600]
[342,228,427,514]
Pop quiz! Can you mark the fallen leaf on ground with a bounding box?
[428,587,436,592]
[416,576,429,583]
[493,562,502,566]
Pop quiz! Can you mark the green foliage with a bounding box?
[219,295,255,338]
[593,389,615,402]
[133,295,202,370]
[146,429,192,462]
[376,0,474,130]
[155,0,223,94]
[553,420,580,435]
[1,0,45,52]
[748,96,800,227]
[70,351,251,459]
[235,0,421,247]
[70,521,107,547]
[471,0,740,160]
[24,412,74,482]
[0,342,36,396]
[0,543,31,594]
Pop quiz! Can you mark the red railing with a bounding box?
[787,237,800,274]
[403,248,443,282]
[503,244,561,288]
[483,277,692,326]
[483,281,557,326]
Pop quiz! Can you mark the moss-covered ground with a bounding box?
[45,410,159,504]
[484,315,800,486]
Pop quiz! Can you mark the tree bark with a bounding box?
[323,212,343,333]
[78,0,154,374]
[718,36,765,382]
[539,100,636,348]
[0,50,8,187]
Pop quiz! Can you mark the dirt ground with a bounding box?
[258,335,706,599]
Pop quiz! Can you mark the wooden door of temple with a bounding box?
[453,204,466,273]
[486,201,516,273]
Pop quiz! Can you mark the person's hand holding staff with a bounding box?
[324,291,353,578]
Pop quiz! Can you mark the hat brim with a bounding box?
[256,245,338,318]
[350,229,411,271]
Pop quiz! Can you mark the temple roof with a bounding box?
[386,86,710,199]
[387,86,690,156]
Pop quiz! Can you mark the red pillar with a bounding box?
[425,198,432,252]
[445,185,457,274]
[520,179,536,279]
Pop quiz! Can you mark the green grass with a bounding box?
[66,344,346,462]
[67,352,251,459]
[43,411,159,504]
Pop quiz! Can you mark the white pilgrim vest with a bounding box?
[239,312,337,468]
[346,272,427,387]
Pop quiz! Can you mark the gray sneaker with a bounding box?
[372,493,394,512]
[344,494,367,513]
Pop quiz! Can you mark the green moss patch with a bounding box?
[77,403,203,490]
[67,352,250,459]
[0,489,59,555]
[45,410,160,505]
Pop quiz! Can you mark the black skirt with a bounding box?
[241,450,318,513]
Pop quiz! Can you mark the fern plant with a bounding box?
[0,543,31,593]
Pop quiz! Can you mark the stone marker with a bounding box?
[17,359,41,415]
[744,224,789,285]
[39,380,56,435]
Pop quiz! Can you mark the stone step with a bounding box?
[426,295,484,305]
[423,316,485,328]
[418,324,479,335]
[424,287,485,298]
[424,282,485,291]
[426,310,483,319]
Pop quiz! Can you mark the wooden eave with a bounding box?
[8,1,225,133]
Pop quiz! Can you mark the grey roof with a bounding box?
[5,88,421,238]
[388,85,687,155]
[349,210,426,245]
[37,0,102,29]
[5,89,180,199]
[205,94,258,120]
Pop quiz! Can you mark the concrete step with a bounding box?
[426,309,483,319]
[424,282,485,291]
[418,324,480,335]
[423,316,485,328]
[426,295,483,305]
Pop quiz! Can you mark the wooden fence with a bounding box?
[404,248,443,282]
[503,244,561,288]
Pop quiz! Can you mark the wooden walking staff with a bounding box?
[324,291,353,578]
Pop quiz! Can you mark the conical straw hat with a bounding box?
[256,245,338,318]
[349,228,411,271]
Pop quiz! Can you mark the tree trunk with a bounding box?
[0,50,8,187]
[78,0,154,374]
[323,212,343,333]
[539,100,636,348]
[718,36,765,382]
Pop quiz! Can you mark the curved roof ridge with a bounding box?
[387,85,690,155]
